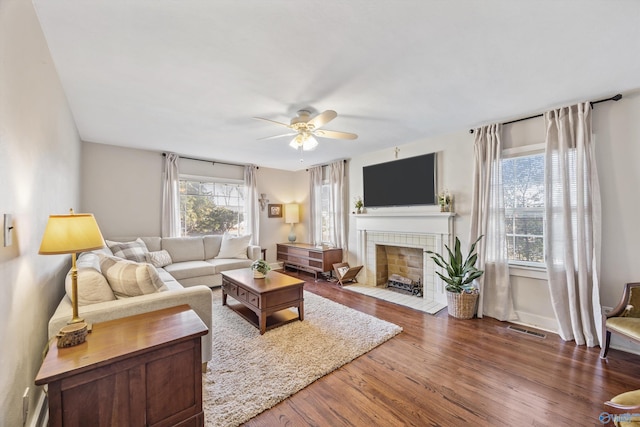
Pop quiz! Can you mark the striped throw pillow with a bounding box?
[106,238,149,263]
[99,254,167,298]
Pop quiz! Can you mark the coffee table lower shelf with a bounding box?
[225,300,301,332]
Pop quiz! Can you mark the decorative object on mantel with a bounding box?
[426,235,484,319]
[285,203,299,242]
[258,193,269,211]
[438,189,453,212]
[354,196,364,214]
[250,259,271,278]
[39,209,106,347]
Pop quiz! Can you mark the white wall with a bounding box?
[0,0,81,425]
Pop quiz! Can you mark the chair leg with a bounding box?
[600,330,611,359]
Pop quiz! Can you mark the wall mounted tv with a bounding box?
[363,153,436,208]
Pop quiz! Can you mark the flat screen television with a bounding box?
[363,153,436,207]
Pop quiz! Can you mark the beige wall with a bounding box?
[0,0,82,425]
[81,143,163,237]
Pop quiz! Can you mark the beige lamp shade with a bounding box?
[39,211,105,255]
[285,204,299,224]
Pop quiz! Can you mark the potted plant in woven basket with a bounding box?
[426,235,484,319]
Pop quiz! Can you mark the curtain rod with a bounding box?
[162,153,257,168]
[468,93,622,134]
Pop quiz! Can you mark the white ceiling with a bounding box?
[32,0,640,171]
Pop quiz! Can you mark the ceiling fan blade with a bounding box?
[257,132,298,141]
[308,110,337,129]
[314,129,358,140]
[253,117,292,128]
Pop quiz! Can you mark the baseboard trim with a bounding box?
[27,389,47,427]
[610,336,640,357]
[513,311,558,334]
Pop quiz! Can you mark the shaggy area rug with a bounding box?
[203,289,403,427]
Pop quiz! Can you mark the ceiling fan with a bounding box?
[254,109,358,151]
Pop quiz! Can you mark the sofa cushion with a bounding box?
[163,260,216,281]
[203,235,223,259]
[139,237,162,252]
[215,234,251,259]
[162,237,205,262]
[105,238,149,263]
[207,258,254,274]
[146,250,172,268]
[99,255,167,298]
[65,253,116,306]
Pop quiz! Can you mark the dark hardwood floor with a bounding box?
[244,271,640,427]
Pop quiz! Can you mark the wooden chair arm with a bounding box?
[604,282,640,319]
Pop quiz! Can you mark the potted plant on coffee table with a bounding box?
[251,259,271,278]
[426,235,484,319]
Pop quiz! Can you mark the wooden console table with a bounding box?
[35,305,208,427]
[276,243,343,279]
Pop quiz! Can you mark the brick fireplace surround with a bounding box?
[353,211,455,309]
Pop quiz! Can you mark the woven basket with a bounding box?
[446,291,479,319]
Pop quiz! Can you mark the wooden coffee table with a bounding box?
[221,269,304,334]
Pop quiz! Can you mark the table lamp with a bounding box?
[285,203,299,243]
[39,209,105,347]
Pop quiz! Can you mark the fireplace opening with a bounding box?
[375,244,424,297]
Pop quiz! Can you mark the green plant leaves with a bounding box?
[426,235,484,294]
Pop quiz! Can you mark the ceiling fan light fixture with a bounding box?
[302,135,318,151]
[289,133,318,151]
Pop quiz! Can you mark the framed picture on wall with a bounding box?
[268,204,283,218]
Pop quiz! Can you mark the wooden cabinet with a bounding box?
[35,305,208,427]
[276,243,343,279]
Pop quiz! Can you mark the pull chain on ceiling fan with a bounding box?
[254,109,358,151]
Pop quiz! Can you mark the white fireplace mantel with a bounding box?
[354,212,454,236]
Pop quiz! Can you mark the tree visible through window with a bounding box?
[502,153,545,265]
[179,179,245,236]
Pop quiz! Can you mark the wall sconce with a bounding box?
[258,193,269,211]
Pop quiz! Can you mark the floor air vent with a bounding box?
[507,325,546,339]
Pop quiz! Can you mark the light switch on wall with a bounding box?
[4,214,13,247]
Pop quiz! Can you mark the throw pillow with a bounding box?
[105,238,149,263]
[99,254,167,298]
[65,267,116,306]
[146,250,173,268]
[215,234,251,259]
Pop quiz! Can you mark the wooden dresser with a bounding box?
[35,305,208,427]
[276,243,343,279]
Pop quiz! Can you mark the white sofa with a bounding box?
[48,235,262,367]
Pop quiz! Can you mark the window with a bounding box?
[179,178,246,236]
[502,152,545,266]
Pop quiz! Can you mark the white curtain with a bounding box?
[544,102,602,347]
[244,165,259,246]
[328,160,348,256]
[308,165,323,246]
[469,124,515,320]
[161,153,180,238]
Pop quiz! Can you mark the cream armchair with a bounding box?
[600,282,640,359]
[603,389,640,426]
